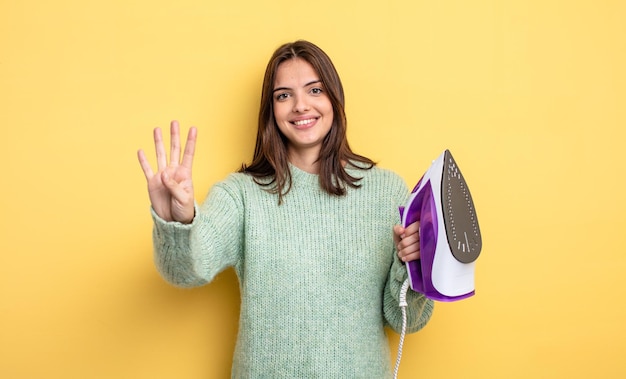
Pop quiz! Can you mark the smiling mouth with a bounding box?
[292,118,318,126]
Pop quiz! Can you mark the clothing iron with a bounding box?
[399,149,482,301]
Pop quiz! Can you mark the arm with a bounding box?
[382,180,434,333]
[383,248,434,334]
[151,205,204,287]
[152,182,244,288]
[138,121,243,287]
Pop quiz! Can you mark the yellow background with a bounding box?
[1,0,625,378]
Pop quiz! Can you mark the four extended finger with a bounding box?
[181,127,197,170]
[169,120,181,167]
[137,149,155,179]
[154,127,168,171]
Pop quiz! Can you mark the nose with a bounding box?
[292,94,310,113]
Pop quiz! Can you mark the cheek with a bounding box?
[322,101,334,124]
[320,98,333,117]
[273,101,290,123]
[272,106,289,135]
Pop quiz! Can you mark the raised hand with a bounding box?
[137,121,197,224]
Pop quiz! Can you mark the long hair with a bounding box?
[240,40,375,203]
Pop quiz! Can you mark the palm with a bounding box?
[147,165,193,221]
[138,121,197,223]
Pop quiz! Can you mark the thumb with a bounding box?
[394,224,406,236]
[393,224,406,243]
[161,170,176,189]
[161,171,186,197]
[161,170,193,206]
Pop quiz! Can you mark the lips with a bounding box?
[291,117,318,128]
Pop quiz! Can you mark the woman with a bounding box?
[137,40,433,378]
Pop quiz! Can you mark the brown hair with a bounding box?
[240,40,375,203]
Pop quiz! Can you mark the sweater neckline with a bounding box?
[288,161,369,185]
[288,163,319,186]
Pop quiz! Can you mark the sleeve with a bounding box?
[383,254,434,334]
[152,179,244,288]
[381,172,434,334]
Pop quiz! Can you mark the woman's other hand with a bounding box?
[137,120,197,224]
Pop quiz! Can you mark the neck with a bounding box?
[288,148,320,174]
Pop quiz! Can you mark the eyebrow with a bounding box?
[272,79,322,93]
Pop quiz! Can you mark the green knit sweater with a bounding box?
[152,163,434,378]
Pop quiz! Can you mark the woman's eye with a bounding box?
[310,87,323,95]
[275,93,289,101]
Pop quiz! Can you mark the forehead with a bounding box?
[273,57,320,87]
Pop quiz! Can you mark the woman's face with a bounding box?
[272,57,333,160]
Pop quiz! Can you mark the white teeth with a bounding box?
[294,118,315,126]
